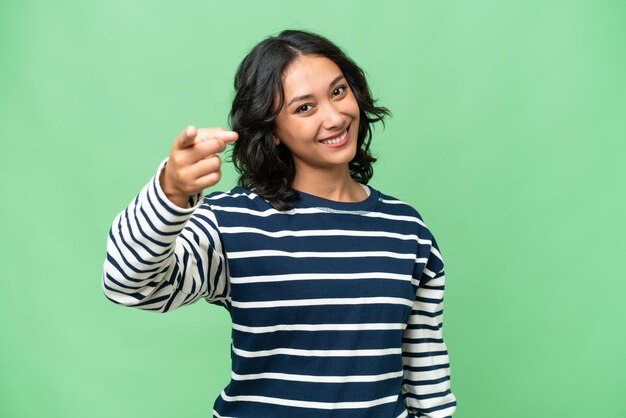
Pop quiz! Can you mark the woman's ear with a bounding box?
[273,134,280,145]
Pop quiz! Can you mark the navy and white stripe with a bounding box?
[103,157,457,417]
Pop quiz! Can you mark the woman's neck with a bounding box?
[291,166,368,203]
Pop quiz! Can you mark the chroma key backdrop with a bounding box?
[1,1,624,417]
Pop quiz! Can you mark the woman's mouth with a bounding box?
[319,124,350,148]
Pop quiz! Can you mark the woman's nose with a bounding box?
[321,102,345,129]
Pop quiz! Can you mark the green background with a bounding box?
[1,0,624,417]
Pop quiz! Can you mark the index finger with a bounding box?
[213,130,238,144]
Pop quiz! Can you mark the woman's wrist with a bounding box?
[159,164,191,208]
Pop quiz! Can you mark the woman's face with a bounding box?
[274,55,360,176]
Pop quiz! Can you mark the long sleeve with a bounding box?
[401,235,457,417]
[102,157,229,313]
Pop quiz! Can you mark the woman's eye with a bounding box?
[296,104,312,113]
[333,85,347,96]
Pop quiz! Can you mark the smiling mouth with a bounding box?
[319,124,350,146]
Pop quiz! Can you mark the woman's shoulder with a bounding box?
[372,188,440,242]
[373,187,426,220]
[202,186,273,210]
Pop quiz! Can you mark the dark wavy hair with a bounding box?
[229,29,391,211]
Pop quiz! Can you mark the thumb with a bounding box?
[176,125,197,149]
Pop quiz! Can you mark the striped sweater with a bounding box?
[102,158,457,418]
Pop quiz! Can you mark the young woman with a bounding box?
[103,29,457,418]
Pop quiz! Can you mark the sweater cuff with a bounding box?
[154,157,204,213]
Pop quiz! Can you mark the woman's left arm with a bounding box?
[401,236,458,417]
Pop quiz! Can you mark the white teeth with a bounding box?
[320,129,348,145]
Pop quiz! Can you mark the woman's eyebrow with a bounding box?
[286,75,345,107]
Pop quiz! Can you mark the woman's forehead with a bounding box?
[282,55,343,92]
[272,55,344,111]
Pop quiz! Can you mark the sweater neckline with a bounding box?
[289,184,381,212]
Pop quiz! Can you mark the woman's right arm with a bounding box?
[101,126,238,313]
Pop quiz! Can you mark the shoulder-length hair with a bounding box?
[229,29,391,211]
